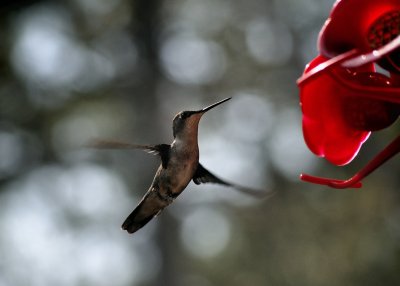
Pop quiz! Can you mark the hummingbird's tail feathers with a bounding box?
[121,201,157,234]
[121,211,154,234]
[193,163,275,199]
[121,190,168,234]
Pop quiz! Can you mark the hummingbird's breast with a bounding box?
[147,137,199,208]
[159,139,199,194]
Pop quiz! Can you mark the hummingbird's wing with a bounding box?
[193,163,274,199]
[88,139,170,168]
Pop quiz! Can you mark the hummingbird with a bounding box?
[90,97,273,234]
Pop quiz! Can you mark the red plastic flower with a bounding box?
[298,0,400,188]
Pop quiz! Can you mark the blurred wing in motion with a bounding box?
[192,163,274,199]
[87,139,159,153]
[88,139,170,168]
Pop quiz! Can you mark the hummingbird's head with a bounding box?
[172,97,231,139]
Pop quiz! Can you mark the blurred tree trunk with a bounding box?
[130,1,178,286]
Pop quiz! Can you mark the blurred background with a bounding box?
[1,0,400,285]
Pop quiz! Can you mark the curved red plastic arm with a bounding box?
[300,134,400,189]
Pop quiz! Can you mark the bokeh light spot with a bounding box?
[180,207,231,259]
[161,33,226,85]
[268,108,318,179]
[223,93,275,142]
[245,19,293,66]
[0,164,157,286]
[11,7,85,88]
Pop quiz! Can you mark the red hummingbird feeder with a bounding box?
[297,0,400,188]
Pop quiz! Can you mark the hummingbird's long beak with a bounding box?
[197,97,231,114]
